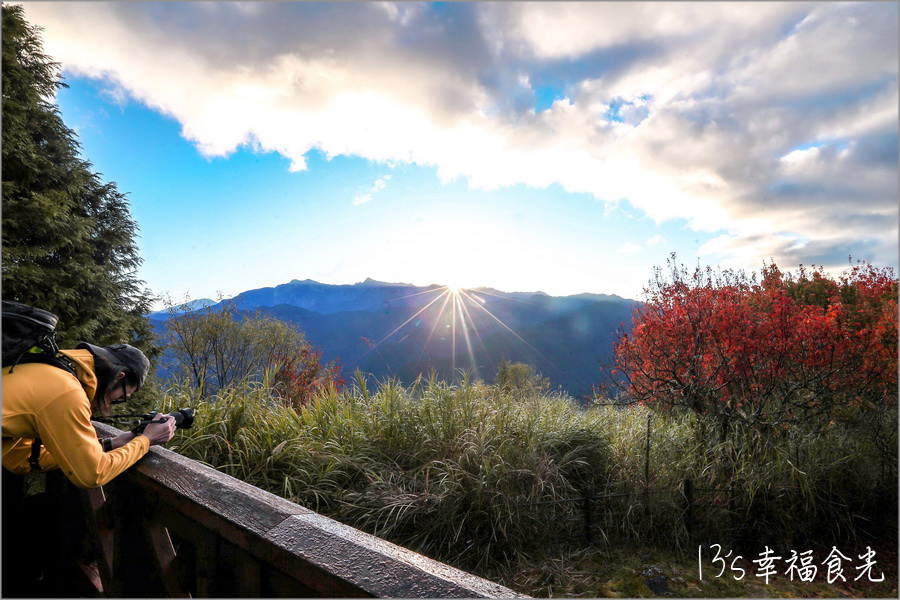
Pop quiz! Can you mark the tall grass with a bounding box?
[158,373,896,576]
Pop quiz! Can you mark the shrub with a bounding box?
[614,256,897,435]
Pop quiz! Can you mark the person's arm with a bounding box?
[35,389,151,488]
[101,431,138,451]
[100,416,175,450]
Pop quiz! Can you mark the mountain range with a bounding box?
[150,278,637,400]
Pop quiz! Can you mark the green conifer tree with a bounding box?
[2,4,155,354]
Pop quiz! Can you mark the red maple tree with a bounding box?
[613,256,897,436]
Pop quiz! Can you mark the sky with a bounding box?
[18,1,899,305]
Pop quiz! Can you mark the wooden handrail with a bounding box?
[75,421,526,598]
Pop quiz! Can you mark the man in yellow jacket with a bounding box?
[2,342,177,487]
[2,342,177,596]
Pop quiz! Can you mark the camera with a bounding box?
[131,408,195,435]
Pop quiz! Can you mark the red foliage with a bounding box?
[271,348,345,409]
[614,257,898,428]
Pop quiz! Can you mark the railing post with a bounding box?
[196,528,220,597]
[234,548,263,597]
[109,476,169,597]
[79,486,115,594]
[146,520,190,598]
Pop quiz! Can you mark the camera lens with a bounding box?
[173,408,194,429]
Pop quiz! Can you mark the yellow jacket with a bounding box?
[2,349,150,488]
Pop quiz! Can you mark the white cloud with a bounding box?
[353,174,392,206]
[646,235,664,246]
[618,242,642,254]
[20,1,898,274]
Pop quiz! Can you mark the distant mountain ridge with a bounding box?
[150,278,637,400]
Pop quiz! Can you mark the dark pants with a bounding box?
[2,468,79,598]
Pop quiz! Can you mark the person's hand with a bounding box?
[141,414,177,446]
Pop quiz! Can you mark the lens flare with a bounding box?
[351,283,548,380]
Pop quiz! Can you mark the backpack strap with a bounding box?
[28,438,43,472]
[7,335,58,373]
[10,352,76,377]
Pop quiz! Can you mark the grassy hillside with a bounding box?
[159,374,897,597]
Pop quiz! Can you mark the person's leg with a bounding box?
[2,467,32,597]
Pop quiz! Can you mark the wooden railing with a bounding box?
[54,421,527,598]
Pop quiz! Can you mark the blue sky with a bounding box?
[21,2,899,305]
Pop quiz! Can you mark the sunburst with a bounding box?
[353,283,547,380]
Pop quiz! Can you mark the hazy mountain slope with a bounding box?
[151,279,637,398]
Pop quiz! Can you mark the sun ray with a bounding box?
[349,283,553,378]
[453,290,481,380]
[451,289,457,372]
[454,289,489,355]
[351,288,453,367]
[418,289,455,361]
[377,287,452,346]
[391,286,453,302]
[458,288,546,359]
